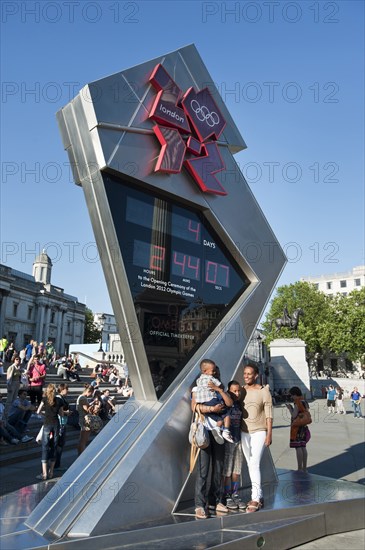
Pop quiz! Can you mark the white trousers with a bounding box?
[241,430,266,501]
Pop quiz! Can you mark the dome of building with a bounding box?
[34,250,53,266]
[33,250,53,284]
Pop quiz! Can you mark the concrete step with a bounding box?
[0,373,129,467]
[0,369,113,391]
[0,372,129,405]
[0,424,82,466]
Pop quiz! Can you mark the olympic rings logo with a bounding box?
[190,100,220,127]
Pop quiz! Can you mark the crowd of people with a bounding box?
[0,337,135,477]
[324,384,363,417]
[91,362,133,397]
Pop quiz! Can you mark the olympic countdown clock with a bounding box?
[25,44,287,539]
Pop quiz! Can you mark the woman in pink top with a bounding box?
[27,356,46,407]
[240,364,273,513]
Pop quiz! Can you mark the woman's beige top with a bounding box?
[240,385,273,434]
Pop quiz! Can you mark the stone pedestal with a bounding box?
[269,338,310,397]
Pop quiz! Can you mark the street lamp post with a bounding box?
[97,314,106,352]
[257,333,262,364]
[257,333,265,384]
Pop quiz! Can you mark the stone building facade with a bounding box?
[0,252,85,355]
[300,265,364,296]
[93,312,118,346]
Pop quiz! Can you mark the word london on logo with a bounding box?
[158,103,185,124]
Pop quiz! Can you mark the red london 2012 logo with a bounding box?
[148,64,227,196]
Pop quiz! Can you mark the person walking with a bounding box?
[240,364,273,513]
[350,387,363,418]
[36,383,64,481]
[326,385,336,414]
[54,383,72,470]
[76,384,95,455]
[335,387,345,414]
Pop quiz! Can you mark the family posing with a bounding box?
[191,359,273,519]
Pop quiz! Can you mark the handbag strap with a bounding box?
[33,365,44,378]
[294,396,308,414]
[188,403,207,472]
[195,403,205,422]
[189,443,200,473]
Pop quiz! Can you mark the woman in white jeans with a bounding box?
[240,364,273,513]
[335,387,345,414]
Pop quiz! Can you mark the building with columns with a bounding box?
[0,252,86,355]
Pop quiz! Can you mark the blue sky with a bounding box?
[1,0,364,319]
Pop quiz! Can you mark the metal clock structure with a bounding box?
[26,44,286,538]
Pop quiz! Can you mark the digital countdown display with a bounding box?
[103,174,250,397]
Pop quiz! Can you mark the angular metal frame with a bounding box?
[26,45,286,538]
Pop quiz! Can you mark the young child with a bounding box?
[223,380,246,510]
[192,361,233,443]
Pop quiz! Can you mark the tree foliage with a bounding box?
[83,307,101,344]
[318,287,365,362]
[262,282,365,363]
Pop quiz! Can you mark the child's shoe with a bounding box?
[225,494,238,510]
[232,493,247,510]
[211,427,224,444]
[222,429,234,443]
